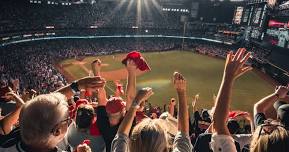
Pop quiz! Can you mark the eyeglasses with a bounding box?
[50,116,72,133]
[257,119,285,138]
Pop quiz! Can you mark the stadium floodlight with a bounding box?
[45,26,54,29]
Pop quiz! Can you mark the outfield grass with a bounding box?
[59,51,274,113]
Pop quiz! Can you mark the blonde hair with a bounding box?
[130,118,170,152]
[250,125,289,152]
[20,93,68,146]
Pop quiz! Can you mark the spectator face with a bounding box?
[108,110,125,126]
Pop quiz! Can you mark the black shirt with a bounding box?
[96,106,120,152]
[254,113,266,127]
[0,127,21,148]
[194,133,241,152]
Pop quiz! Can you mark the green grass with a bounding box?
[59,51,274,113]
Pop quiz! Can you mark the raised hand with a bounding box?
[132,87,154,108]
[126,59,137,72]
[224,48,252,81]
[6,92,25,107]
[91,59,102,76]
[173,72,186,92]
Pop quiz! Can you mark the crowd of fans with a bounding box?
[0,47,288,152]
[0,1,184,33]
[0,37,272,97]
[0,38,180,95]
[195,42,272,64]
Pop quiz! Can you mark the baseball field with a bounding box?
[57,50,274,113]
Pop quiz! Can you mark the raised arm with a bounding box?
[91,59,108,106]
[213,48,252,135]
[97,79,108,106]
[125,59,137,110]
[172,72,193,152]
[1,92,25,135]
[91,59,102,76]
[211,48,251,152]
[117,87,153,135]
[173,72,189,134]
[253,86,289,116]
[56,76,105,99]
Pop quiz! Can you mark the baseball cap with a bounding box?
[69,99,89,119]
[274,101,289,129]
[105,97,126,114]
[122,51,151,71]
[76,104,95,129]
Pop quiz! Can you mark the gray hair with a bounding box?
[20,92,68,145]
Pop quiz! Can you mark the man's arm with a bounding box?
[1,92,25,135]
[125,59,137,110]
[56,76,105,99]
[91,59,108,106]
[253,86,289,116]
[97,86,108,106]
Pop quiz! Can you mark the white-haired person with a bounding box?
[111,72,193,152]
[0,76,105,152]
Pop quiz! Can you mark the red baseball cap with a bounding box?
[106,97,126,114]
[122,51,151,71]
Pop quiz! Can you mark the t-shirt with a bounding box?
[194,133,240,152]
[66,122,106,152]
[254,113,266,127]
[210,134,237,152]
[96,106,120,152]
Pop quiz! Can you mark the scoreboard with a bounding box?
[241,1,269,40]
